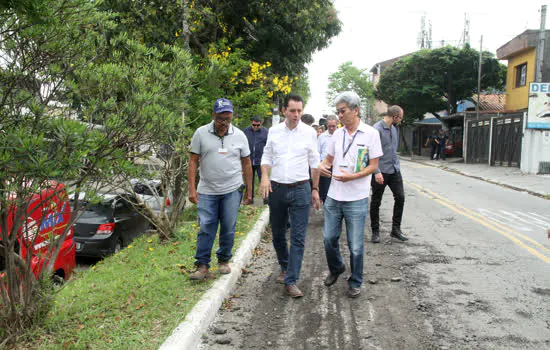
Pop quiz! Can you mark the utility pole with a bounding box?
[535,5,547,82]
[476,36,483,119]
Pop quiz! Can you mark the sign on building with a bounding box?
[527,83,550,129]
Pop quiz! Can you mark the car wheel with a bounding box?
[52,270,65,285]
[114,239,123,254]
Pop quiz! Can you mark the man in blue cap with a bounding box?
[188,98,253,280]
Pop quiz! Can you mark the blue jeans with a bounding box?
[195,189,242,267]
[323,197,369,288]
[269,182,311,285]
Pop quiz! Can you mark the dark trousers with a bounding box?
[430,143,437,160]
[370,171,405,231]
[319,172,331,203]
[269,182,311,285]
[251,165,262,199]
[438,143,446,160]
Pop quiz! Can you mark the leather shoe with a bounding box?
[285,284,304,298]
[371,231,380,243]
[324,265,345,286]
[390,227,409,241]
[275,271,286,284]
[347,287,361,298]
[218,261,231,274]
[189,264,209,280]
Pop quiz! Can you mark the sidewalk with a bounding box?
[401,155,550,198]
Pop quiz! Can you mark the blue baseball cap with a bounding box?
[213,98,233,114]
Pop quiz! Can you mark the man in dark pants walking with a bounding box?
[370,105,408,243]
[436,128,448,160]
[260,93,321,298]
[243,116,269,203]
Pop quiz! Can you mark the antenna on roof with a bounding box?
[418,13,432,49]
[459,13,470,48]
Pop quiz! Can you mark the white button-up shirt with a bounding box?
[326,121,383,201]
[261,121,320,183]
[318,130,334,161]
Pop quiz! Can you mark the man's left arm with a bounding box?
[241,157,253,205]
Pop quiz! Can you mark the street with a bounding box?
[198,160,550,350]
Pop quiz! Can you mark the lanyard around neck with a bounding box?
[342,130,358,158]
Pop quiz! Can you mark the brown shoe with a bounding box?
[189,264,209,280]
[276,271,286,284]
[285,284,304,298]
[218,261,231,274]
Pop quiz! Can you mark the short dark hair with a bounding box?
[283,93,303,108]
[251,115,262,122]
[379,112,388,117]
[301,114,314,126]
[388,105,403,117]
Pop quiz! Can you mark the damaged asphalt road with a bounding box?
[198,162,550,349]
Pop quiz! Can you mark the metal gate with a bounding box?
[491,115,523,167]
[466,119,491,163]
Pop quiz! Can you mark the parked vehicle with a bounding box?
[131,179,173,217]
[72,193,149,258]
[446,126,463,157]
[0,181,76,281]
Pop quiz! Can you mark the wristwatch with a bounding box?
[312,188,319,191]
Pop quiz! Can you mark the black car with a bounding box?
[72,193,149,258]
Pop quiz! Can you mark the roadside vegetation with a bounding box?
[1,0,340,345]
[19,205,262,349]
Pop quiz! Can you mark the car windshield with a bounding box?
[71,200,112,217]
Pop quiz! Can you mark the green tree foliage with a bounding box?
[376,45,507,122]
[0,0,111,339]
[327,62,376,118]
[0,0,195,340]
[101,0,341,77]
[292,73,311,106]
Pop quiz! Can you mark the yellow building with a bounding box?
[497,30,548,111]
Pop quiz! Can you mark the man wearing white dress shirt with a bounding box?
[260,93,321,298]
[317,91,383,298]
[317,114,339,203]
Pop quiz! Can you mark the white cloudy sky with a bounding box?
[303,0,549,118]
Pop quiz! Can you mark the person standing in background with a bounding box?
[370,105,409,243]
[243,116,269,204]
[317,114,339,204]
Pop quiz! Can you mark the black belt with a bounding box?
[271,180,309,188]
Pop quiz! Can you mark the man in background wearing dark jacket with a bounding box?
[243,116,269,204]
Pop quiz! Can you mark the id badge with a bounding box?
[339,162,351,171]
[218,148,228,154]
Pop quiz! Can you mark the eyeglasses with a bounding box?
[214,116,232,125]
[327,124,337,128]
[252,123,261,127]
[336,108,349,115]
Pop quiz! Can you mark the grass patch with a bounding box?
[23,204,264,349]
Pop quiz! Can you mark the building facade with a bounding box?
[497,29,550,174]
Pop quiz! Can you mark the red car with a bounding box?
[0,181,76,281]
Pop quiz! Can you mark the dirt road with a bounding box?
[198,208,438,349]
[198,162,550,349]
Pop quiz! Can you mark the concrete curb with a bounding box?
[159,207,270,350]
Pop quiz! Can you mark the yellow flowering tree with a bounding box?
[184,40,298,130]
